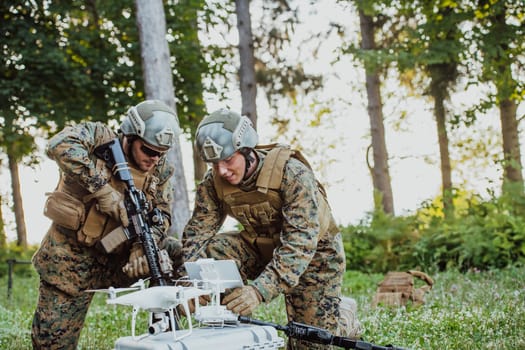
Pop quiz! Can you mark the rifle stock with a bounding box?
[238,316,408,350]
[95,139,171,286]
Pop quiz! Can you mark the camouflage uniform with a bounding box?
[182,146,346,350]
[31,122,177,350]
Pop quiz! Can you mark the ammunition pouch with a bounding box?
[77,201,118,247]
[99,226,130,253]
[43,191,85,231]
[240,230,281,264]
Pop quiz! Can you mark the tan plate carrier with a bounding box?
[371,270,434,307]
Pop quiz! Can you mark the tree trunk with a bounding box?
[482,2,523,193]
[359,10,395,215]
[434,93,454,217]
[8,153,27,248]
[135,0,190,238]
[0,194,6,248]
[500,98,523,191]
[235,0,258,127]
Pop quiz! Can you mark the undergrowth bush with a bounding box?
[342,211,419,273]
[0,242,38,277]
[342,189,525,273]
[2,266,524,349]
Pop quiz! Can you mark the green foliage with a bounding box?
[471,0,524,101]
[1,267,524,349]
[0,241,37,278]
[413,188,525,271]
[0,1,141,131]
[251,2,324,113]
[165,0,228,134]
[1,0,229,155]
[342,188,525,273]
[342,269,384,295]
[342,211,420,273]
[0,0,144,186]
[356,266,525,349]
[0,269,39,350]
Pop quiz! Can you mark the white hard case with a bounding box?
[113,324,285,350]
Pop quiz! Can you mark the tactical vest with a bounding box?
[212,144,338,263]
[48,154,158,246]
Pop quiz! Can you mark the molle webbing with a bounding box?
[56,158,154,243]
[213,144,338,262]
[255,146,293,194]
[81,164,152,240]
[254,144,337,236]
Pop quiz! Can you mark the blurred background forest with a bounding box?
[1,0,524,274]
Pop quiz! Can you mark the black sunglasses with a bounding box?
[140,143,166,158]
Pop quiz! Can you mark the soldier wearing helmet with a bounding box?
[183,108,362,349]
[32,100,183,349]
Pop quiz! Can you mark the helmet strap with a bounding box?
[240,148,256,180]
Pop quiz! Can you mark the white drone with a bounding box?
[87,258,243,342]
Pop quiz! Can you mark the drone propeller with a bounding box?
[85,285,141,299]
[130,278,148,290]
[108,286,183,311]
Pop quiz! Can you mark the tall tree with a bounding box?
[0,194,5,248]
[135,0,190,236]
[341,0,396,215]
[423,4,462,218]
[0,1,138,246]
[235,0,258,126]
[2,1,228,244]
[472,0,524,193]
[7,154,27,247]
[252,1,322,120]
[164,0,217,183]
[1,2,62,247]
[358,9,395,215]
[396,0,465,217]
[430,61,455,217]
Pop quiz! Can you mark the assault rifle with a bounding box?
[94,139,173,287]
[238,316,408,350]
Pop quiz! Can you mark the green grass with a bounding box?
[1,266,524,349]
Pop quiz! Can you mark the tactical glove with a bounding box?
[159,235,183,268]
[222,285,262,316]
[122,243,149,278]
[91,184,129,227]
[177,294,211,317]
[122,242,175,279]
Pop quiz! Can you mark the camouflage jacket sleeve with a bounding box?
[150,157,175,237]
[252,157,323,301]
[181,170,226,261]
[46,122,117,194]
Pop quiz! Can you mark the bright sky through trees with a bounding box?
[1,0,523,244]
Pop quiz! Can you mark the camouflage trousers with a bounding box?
[197,231,346,350]
[32,280,93,350]
[31,224,135,349]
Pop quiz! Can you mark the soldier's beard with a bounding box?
[125,142,142,170]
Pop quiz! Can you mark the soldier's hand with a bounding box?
[177,295,211,317]
[123,244,149,278]
[123,243,174,279]
[159,236,183,268]
[91,184,129,227]
[222,286,262,316]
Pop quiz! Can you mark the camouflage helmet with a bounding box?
[120,100,180,149]
[195,108,258,162]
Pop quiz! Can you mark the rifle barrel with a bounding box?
[239,316,409,350]
[238,316,287,332]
